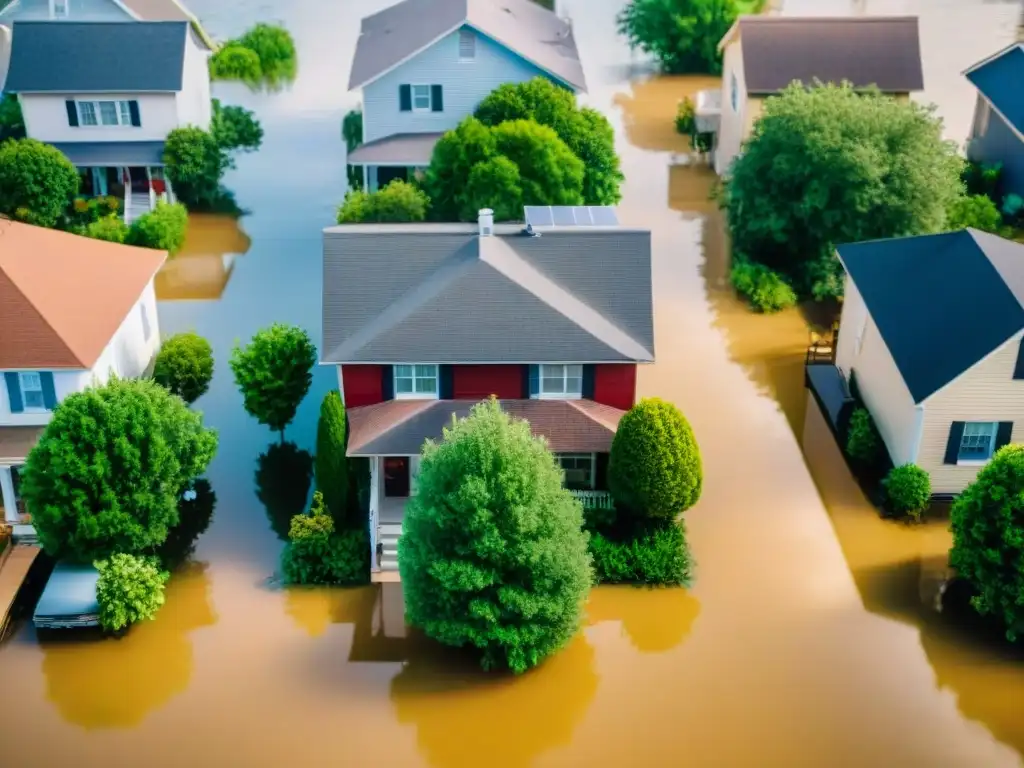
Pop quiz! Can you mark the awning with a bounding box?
[0,426,44,464]
[347,133,444,166]
[347,398,625,456]
[50,141,167,167]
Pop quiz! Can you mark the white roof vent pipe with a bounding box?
[478,208,494,237]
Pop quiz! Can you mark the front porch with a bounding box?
[346,132,442,192]
[0,426,44,528]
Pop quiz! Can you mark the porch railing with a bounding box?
[570,490,613,509]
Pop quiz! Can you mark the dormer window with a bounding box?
[459,29,476,61]
[394,365,439,399]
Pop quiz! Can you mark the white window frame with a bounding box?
[76,100,133,128]
[140,303,152,342]
[556,453,595,490]
[458,29,476,61]
[537,364,583,400]
[410,84,432,112]
[957,421,998,465]
[18,372,46,412]
[393,364,439,399]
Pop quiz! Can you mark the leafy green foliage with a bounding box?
[95,554,169,632]
[723,83,964,301]
[209,43,262,81]
[675,96,713,151]
[949,444,1024,642]
[83,215,129,244]
[21,378,218,563]
[0,94,26,143]
[68,195,120,227]
[617,0,738,75]
[256,441,314,539]
[962,160,1002,200]
[211,99,263,153]
[163,127,230,211]
[280,491,369,585]
[609,398,703,520]
[882,464,931,521]
[336,180,430,223]
[425,117,584,222]
[399,399,592,673]
[589,522,692,585]
[845,407,883,466]
[230,323,317,435]
[127,200,189,254]
[153,331,215,404]
[315,391,349,525]
[236,23,297,81]
[946,194,1002,233]
[730,260,798,313]
[1002,193,1024,224]
[474,77,623,205]
[0,138,79,227]
[342,109,363,153]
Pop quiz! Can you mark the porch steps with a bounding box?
[125,192,153,224]
[379,522,402,572]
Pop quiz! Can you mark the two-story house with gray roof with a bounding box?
[4,20,211,222]
[0,0,211,45]
[347,0,586,193]
[964,42,1024,199]
[321,205,653,579]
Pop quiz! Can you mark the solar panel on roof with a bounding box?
[523,205,620,227]
[524,206,553,227]
[590,206,619,226]
[572,206,592,225]
[551,206,576,226]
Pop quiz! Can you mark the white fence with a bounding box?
[569,490,613,509]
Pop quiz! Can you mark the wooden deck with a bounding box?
[0,543,40,640]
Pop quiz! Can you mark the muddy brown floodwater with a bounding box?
[0,1,1022,766]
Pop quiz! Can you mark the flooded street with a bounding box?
[0,1,1021,766]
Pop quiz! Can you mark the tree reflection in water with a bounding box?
[158,478,217,570]
[586,585,701,653]
[255,441,313,540]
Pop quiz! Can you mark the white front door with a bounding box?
[91,167,109,196]
[409,456,422,496]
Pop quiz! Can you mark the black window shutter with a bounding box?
[996,422,1014,452]
[528,365,539,397]
[581,365,595,399]
[1013,338,1024,379]
[521,365,531,398]
[40,372,57,410]
[943,422,966,464]
[595,452,610,491]
[65,100,79,127]
[4,373,23,413]
[439,365,454,399]
[431,85,443,112]
[129,100,141,127]
[382,366,394,400]
[399,85,412,112]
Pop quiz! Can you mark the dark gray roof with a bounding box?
[5,21,188,93]
[347,132,444,165]
[322,221,653,364]
[348,0,586,92]
[33,562,100,628]
[52,141,166,166]
[735,16,924,94]
[837,230,1024,404]
[965,43,1024,135]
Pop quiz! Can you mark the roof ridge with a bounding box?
[566,399,621,431]
[0,267,86,367]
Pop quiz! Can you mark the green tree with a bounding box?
[153,331,215,404]
[163,127,229,210]
[950,445,1024,641]
[127,200,189,254]
[229,323,318,438]
[474,78,623,205]
[399,398,592,673]
[236,23,297,80]
[315,390,349,525]
[209,44,262,81]
[723,83,964,301]
[617,0,738,75]
[211,99,264,153]
[95,554,169,632]
[882,464,931,522]
[609,398,703,520]
[423,116,496,220]
[946,194,1002,233]
[342,109,363,153]
[0,138,79,227]
[336,180,430,223]
[280,491,369,586]
[83,215,129,244]
[0,94,26,143]
[20,378,218,563]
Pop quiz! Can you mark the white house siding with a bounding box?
[835,274,868,376]
[176,28,211,130]
[361,26,553,144]
[20,91,180,143]
[0,0,132,22]
[918,331,1024,495]
[715,40,747,176]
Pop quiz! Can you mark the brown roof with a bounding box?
[0,220,166,369]
[0,426,45,462]
[732,16,924,94]
[346,398,625,456]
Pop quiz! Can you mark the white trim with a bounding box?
[717,19,741,53]
[534,363,583,399]
[336,365,346,406]
[962,41,1024,77]
[920,330,1022,405]
[392,363,440,399]
[974,91,1024,144]
[956,421,1000,464]
[409,83,433,112]
[75,99,135,128]
[909,404,925,464]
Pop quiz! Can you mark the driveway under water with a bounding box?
[0,1,1021,766]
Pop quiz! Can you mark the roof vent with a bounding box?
[478,208,494,237]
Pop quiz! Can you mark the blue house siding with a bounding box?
[0,0,132,22]
[361,26,560,144]
[969,97,1024,198]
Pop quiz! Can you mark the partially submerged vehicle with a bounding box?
[33,562,100,630]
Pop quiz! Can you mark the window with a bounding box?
[557,454,594,490]
[53,0,68,16]
[394,364,439,398]
[539,364,583,398]
[958,422,998,463]
[730,73,739,112]
[18,372,45,411]
[411,85,432,111]
[76,100,134,127]
[459,29,476,61]
[140,303,151,342]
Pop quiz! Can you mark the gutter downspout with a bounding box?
[909,404,925,465]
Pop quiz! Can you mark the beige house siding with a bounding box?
[835,275,867,375]
[714,39,747,176]
[919,331,1024,495]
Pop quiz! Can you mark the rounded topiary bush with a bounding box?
[95,553,169,632]
[608,398,702,520]
[153,332,215,405]
[845,407,883,465]
[883,464,931,521]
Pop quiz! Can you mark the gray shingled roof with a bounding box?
[5,21,188,93]
[348,0,586,92]
[51,141,166,166]
[322,222,653,364]
[735,16,924,94]
[347,133,444,165]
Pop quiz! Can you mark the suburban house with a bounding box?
[3,20,211,222]
[0,220,166,530]
[346,0,586,192]
[964,42,1024,198]
[321,205,652,579]
[0,0,211,45]
[831,228,1024,497]
[697,15,924,176]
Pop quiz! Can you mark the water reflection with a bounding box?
[586,586,700,653]
[40,563,216,730]
[159,478,217,569]
[255,441,313,540]
[154,214,252,301]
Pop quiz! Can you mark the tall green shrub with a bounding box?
[280,491,369,585]
[127,201,189,254]
[95,554,169,632]
[883,464,931,521]
[0,138,79,227]
[845,407,883,466]
[314,391,349,525]
[153,331,215,404]
[617,0,738,75]
[163,127,230,211]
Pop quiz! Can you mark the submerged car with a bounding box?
[33,562,100,630]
